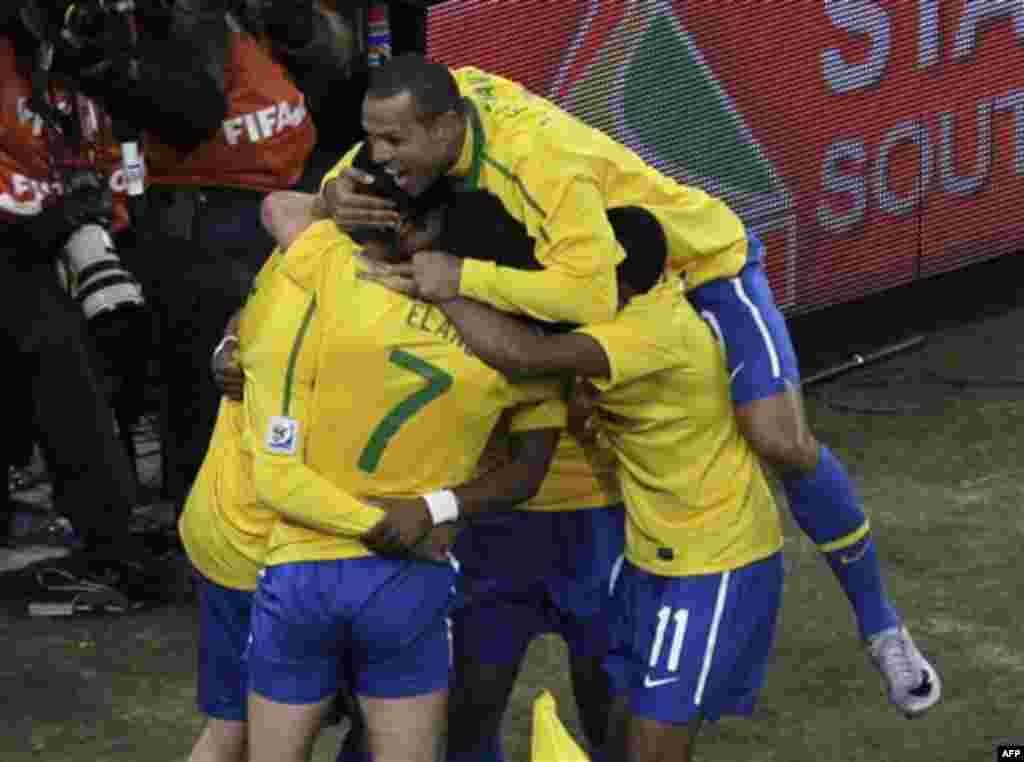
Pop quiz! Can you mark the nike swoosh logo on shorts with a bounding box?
[730,362,745,382]
[643,674,680,688]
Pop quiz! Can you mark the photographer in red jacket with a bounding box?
[41,1,350,508]
[83,1,349,506]
[0,8,156,609]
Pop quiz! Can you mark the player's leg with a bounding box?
[604,667,699,762]
[605,683,701,762]
[359,691,447,762]
[626,715,702,762]
[445,512,555,762]
[348,558,456,762]
[188,720,247,762]
[607,552,784,762]
[688,237,940,715]
[603,694,630,762]
[247,693,333,762]
[548,505,626,759]
[246,562,356,762]
[188,574,254,762]
[568,652,613,752]
[689,247,893,639]
[603,696,704,762]
[446,609,533,762]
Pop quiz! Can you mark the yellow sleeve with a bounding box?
[243,249,385,538]
[459,166,623,325]
[319,142,364,192]
[507,398,567,433]
[251,247,285,290]
[574,300,680,390]
[249,434,385,537]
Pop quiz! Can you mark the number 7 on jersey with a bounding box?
[358,349,453,473]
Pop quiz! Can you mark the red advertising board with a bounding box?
[425,1,1024,315]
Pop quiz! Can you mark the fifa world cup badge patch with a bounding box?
[266,416,300,455]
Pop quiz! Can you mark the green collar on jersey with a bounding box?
[457,97,486,192]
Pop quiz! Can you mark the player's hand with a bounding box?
[212,339,244,401]
[355,257,420,298]
[321,169,401,231]
[361,497,434,558]
[567,377,600,445]
[357,252,463,303]
[406,252,463,302]
[263,191,321,250]
[411,523,461,563]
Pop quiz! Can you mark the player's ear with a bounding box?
[428,108,463,145]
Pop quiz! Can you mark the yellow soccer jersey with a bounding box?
[179,231,387,590]
[260,222,565,565]
[324,66,747,322]
[576,281,782,577]
[526,431,620,512]
[179,244,302,590]
[182,221,565,585]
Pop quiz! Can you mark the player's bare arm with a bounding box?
[450,425,560,515]
[212,307,244,400]
[362,425,560,558]
[439,296,611,380]
[261,190,322,250]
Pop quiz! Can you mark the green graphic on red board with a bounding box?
[427,1,1023,314]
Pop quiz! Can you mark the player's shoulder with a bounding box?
[453,66,506,93]
[634,279,727,363]
[278,220,356,289]
[455,68,565,149]
[618,280,702,344]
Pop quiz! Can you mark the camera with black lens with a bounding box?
[61,0,116,44]
[56,166,145,323]
[18,0,139,72]
[57,0,136,47]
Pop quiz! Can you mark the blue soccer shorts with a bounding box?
[247,556,456,704]
[195,572,253,721]
[688,234,801,405]
[452,504,626,665]
[605,552,784,725]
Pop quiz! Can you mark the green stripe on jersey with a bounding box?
[281,297,317,417]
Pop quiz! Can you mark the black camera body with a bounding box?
[53,166,145,322]
[18,0,138,62]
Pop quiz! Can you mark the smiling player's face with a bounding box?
[362,91,459,199]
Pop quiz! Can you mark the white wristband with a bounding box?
[213,335,239,360]
[423,490,459,525]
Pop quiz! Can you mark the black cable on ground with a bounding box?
[802,336,928,387]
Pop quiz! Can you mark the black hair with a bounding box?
[348,143,454,246]
[441,191,576,332]
[366,53,464,121]
[442,192,668,295]
[440,191,541,272]
[607,206,668,294]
